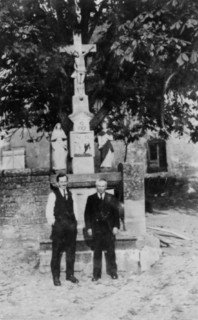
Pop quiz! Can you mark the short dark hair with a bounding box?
[56,173,68,182]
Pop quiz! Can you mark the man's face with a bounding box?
[102,121,108,130]
[96,181,107,194]
[58,176,68,190]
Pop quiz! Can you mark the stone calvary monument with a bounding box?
[39,1,160,275]
[0,0,161,276]
[59,31,96,174]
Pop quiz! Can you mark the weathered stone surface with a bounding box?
[2,225,19,239]
[39,250,93,274]
[75,251,93,272]
[39,243,161,275]
[39,251,51,273]
[119,163,144,200]
[2,147,25,170]
[72,156,95,174]
[136,234,160,250]
[119,163,146,236]
[0,170,50,248]
[50,172,121,188]
[116,249,140,273]
[139,245,162,272]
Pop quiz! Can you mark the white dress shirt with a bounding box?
[45,188,68,226]
[97,192,105,200]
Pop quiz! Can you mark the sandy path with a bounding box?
[1,210,198,320]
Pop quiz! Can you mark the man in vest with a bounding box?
[84,178,120,281]
[46,173,79,286]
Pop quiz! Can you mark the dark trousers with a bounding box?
[51,221,77,279]
[93,232,117,278]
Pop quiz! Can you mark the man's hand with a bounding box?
[87,229,92,237]
[113,227,118,235]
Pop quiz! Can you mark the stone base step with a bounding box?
[40,231,138,252]
[39,234,162,274]
[39,249,141,274]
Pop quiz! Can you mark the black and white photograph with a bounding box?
[0,0,198,319]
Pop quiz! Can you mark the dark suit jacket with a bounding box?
[84,192,120,234]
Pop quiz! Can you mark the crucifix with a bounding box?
[58,0,97,174]
[59,33,96,100]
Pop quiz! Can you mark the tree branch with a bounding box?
[90,100,112,130]
[160,71,177,134]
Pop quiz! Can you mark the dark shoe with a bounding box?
[92,277,100,282]
[66,275,79,284]
[111,274,118,280]
[53,277,61,286]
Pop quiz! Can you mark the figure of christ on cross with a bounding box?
[59,33,96,100]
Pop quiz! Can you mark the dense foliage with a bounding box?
[0,0,198,143]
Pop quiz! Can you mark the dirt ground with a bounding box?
[1,208,198,320]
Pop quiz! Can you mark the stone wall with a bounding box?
[114,133,198,181]
[0,170,123,248]
[166,133,198,179]
[2,126,198,180]
[0,127,50,170]
[1,130,198,248]
[0,169,51,249]
[112,139,147,170]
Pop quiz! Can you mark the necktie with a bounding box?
[63,189,67,199]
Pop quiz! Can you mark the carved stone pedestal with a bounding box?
[72,157,94,174]
[70,130,95,174]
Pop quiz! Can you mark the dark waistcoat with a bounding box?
[53,188,75,221]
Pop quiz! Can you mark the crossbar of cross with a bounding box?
[59,33,96,98]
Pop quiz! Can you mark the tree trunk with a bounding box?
[59,111,73,135]
[80,0,92,43]
[160,71,177,129]
[90,100,112,130]
[58,77,73,135]
[124,142,128,162]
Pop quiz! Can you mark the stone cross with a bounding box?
[59,13,97,174]
[59,33,96,99]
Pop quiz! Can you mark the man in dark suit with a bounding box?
[84,178,120,281]
[46,173,79,286]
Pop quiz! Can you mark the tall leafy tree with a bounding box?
[91,0,198,140]
[0,0,198,142]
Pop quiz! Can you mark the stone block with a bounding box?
[139,245,162,272]
[136,234,160,250]
[72,113,92,132]
[60,252,93,273]
[124,199,146,236]
[39,250,51,273]
[72,157,94,174]
[2,225,19,239]
[39,239,161,274]
[1,238,20,249]
[72,95,90,114]
[70,131,95,157]
[116,249,140,273]
[72,187,96,222]
[2,147,25,169]
[119,162,146,237]
[22,240,39,251]
[75,251,93,272]
[39,250,93,274]
[143,233,160,248]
